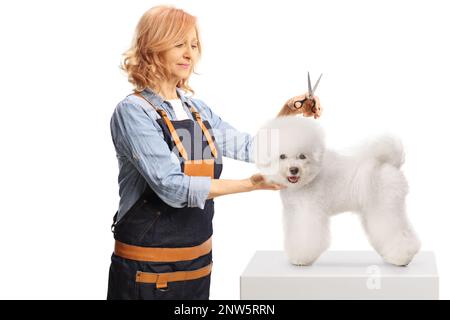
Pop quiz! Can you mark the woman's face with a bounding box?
[162,27,199,82]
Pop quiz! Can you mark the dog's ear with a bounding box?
[254,127,279,168]
[254,149,272,168]
[312,148,324,162]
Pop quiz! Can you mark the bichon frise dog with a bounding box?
[255,116,421,266]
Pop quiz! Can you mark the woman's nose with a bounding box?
[183,46,193,58]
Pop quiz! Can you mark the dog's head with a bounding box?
[254,116,325,189]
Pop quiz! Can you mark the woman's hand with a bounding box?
[206,174,286,199]
[277,93,322,119]
[248,174,286,191]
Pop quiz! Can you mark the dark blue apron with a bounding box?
[107,93,222,300]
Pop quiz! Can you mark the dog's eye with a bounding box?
[280,154,287,160]
[298,154,306,160]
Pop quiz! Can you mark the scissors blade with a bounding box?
[307,72,312,97]
[311,73,323,96]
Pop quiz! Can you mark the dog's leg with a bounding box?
[283,207,330,266]
[360,165,421,266]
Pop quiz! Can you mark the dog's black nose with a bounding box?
[289,167,299,175]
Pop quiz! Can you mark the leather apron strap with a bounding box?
[133,92,217,160]
[136,263,213,289]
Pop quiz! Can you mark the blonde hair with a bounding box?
[121,5,202,94]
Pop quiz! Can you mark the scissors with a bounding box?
[293,72,323,114]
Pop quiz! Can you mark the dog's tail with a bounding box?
[359,135,405,168]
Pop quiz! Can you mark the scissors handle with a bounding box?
[293,97,317,113]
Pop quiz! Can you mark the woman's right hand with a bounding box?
[278,93,322,119]
[248,174,286,191]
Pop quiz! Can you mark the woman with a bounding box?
[107,5,321,300]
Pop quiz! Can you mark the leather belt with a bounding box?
[136,263,213,289]
[114,237,212,262]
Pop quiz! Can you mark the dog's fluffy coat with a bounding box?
[255,116,420,266]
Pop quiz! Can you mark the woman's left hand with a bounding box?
[277,93,322,119]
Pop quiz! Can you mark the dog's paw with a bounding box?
[284,241,328,267]
[380,230,421,266]
[287,254,320,266]
[290,260,314,267]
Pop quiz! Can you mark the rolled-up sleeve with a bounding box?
[188,176,211,208]
[191,99,255,163]
[112,100,211,209]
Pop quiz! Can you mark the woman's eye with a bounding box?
[175,43,198,49]
[280,154,286,160]
[298,154,306,160]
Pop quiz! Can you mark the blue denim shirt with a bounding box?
[111,87,255,221]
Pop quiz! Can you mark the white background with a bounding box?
[0,0,448,299]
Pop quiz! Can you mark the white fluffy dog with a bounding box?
[255,116,421,266]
